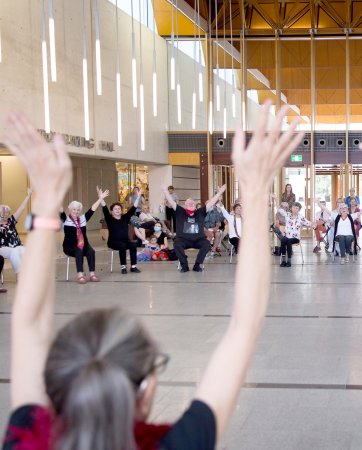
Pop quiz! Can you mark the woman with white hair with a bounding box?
[61,187,109,283]
[0,188,32,275]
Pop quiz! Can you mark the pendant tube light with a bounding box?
[170,0,175,90]
[82,0,90,140]
[48,0,57,81]
[94,0,102,95]
[215,0,220,112]
[131,0,137,107]
[223,7,227,139]
[0,30,2,63]
[152,0,157,117]
[176,0,182,125]
[229,0,236,118]
[208,0,213,134]
[139,0,145,150]
[197,0,203,102]
[192,0,197,129]
[115,0,122,146]
[41,0,50,133]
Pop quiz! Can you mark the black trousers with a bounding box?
[109,240,137,266]
[64,244,95,272]
[0,255,4,274]
[173,237,210,268]
[229,237,240,254]
[166,206,176,232]
[280,237,299,258]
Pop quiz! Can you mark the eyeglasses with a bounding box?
[136,353,170,399]
[152,352,170,375]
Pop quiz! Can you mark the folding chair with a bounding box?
[279,241,304,265]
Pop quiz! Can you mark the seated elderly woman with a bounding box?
[162,186,226,272]
[325,197,345,253]
[61,186,109,283]
[271,195,314,267]
[101,191,143,274]
[333,203,362,264]
[0,188,32,277]
[219,202,242,255]
[204,203,224,256]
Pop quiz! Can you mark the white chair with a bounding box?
[331,241,355,262]
[110,249,114,272]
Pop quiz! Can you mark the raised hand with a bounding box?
[100,189,110,200]
[232,101,303,195]
[2,112,72,217]
[217,184,226,195]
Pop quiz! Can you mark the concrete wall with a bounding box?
[0,0,169,163]
[172,166,200,204]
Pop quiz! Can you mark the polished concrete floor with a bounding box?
[1,233,362,449]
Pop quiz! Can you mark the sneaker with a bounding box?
[286,261,292,267]
[280,260,287,267]
[130,267,141,273]
[121,268,128,274]
[193,264,203,272]
[340,258,345,265]
[180,266,189,273]
[313,246,320,253]
[345,254,350,262]
[210,251,215,257]
[0,288,7,293]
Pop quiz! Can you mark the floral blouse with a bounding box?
[277,209,311,239]
[0,215,22,248]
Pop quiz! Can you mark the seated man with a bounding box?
[162,185,226,272]
[346,187,360,208]
[204,203,224,256]
[313,200,330,253]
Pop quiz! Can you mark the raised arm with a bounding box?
[91,186,109,211]
[2,112,72,408]
[205,185,227,212]
[195,101,304,441]
[13,188,32,221]
[133,188,143,208]
[162,185,177,210]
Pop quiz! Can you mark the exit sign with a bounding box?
[291,155,303,162]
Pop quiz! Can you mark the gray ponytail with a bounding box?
[44,308,158,450]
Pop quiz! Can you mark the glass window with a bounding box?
[108,0,157,32]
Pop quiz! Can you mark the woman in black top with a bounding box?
[3,106,302,450]
[101,190,142,274]
[60,187,109,283]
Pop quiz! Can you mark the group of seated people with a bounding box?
[272,186,362,266]
[0,183,244,285]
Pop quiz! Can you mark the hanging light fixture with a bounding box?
[223,6,227,139]
[229,0,236,118]
[82,0,90,140]
[41,0,50,132]
[215,0,220,112]
[192,0,197,129]
[208,0,213,134]
[0,29,2,63]
[197,0,203,102]
[48,0,57,82]
[94,0,102,95]
[115,0,122,146]
[170,0,175,90]
[131,0,137,107]
[152,0,157,117]
[139,0,145,150]
[176,0,182,125]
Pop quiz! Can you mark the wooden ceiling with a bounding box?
[154,1,362,126]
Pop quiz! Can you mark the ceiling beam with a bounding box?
[212,0,228,29]
[284,4,310,28]
[249,0,279,29]
[318,0,345,28]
